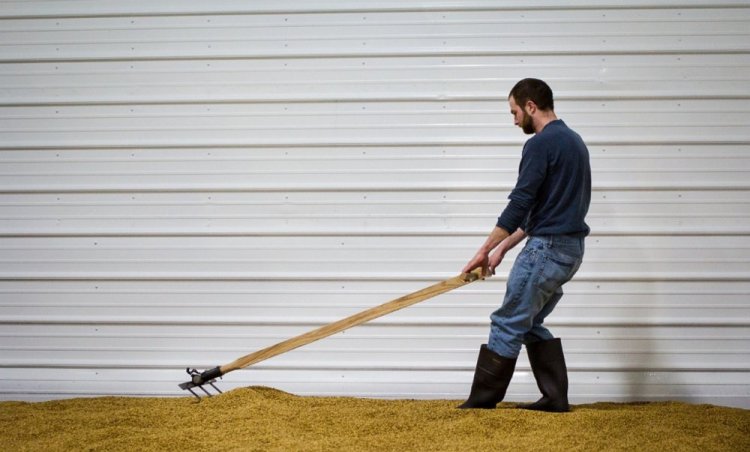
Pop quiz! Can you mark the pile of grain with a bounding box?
[2,387,748,451]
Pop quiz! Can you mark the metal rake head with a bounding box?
[178,366,224,400]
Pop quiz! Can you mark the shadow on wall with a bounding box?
[622,236,691,404]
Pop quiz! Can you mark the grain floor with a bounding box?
[2,386,749,451]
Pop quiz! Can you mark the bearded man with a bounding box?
[459,78,591,412]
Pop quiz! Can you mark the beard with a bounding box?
[520,111,535,134]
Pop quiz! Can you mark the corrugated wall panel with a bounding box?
[1,1,749,408]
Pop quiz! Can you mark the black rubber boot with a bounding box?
[458,344,517,409]
[519,338,570,412]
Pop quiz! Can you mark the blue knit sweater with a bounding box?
[496,119,591,237]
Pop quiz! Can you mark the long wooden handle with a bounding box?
[219,268,484,375]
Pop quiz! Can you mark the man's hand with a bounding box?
[487,248,506,276]
[462,251,490,277]
[462,227,523,277]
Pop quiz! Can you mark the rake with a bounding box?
[179,268,484,399]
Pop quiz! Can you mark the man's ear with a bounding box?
[524,100,537,116]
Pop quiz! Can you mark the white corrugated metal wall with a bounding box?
[1,1,749,408]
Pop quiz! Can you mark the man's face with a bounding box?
[509,97,535,135]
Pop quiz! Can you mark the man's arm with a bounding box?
[487,228,526,275]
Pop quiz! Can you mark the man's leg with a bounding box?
[458,238,544,408]
[523,287,563,345]
[488,238,553,359]
[517,237,584,412]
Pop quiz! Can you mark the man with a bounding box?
[459,78,591,412]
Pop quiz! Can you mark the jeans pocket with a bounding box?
[518,244,538,266]
[548,250,578,268]
[538,250,582,294]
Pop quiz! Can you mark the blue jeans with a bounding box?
[488,235,585,359]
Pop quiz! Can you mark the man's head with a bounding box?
[508,78,555,135]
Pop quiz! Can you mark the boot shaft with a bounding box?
[459,344,517,409]
[523,338,569,412]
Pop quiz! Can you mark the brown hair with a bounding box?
[509,78,554,111]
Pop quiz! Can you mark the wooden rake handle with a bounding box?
[220,267,485,375]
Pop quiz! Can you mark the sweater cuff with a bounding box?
[496,201,526,234]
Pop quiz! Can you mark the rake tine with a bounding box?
[186,387,200,400]
[208,381,223,394]
[199,385,212,397]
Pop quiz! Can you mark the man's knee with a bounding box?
[523,328,553,345]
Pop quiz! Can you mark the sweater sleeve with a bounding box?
[496,143,548,233]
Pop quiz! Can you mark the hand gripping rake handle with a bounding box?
[179,268,484,399]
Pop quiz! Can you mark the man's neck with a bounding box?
[533,111,558,134]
